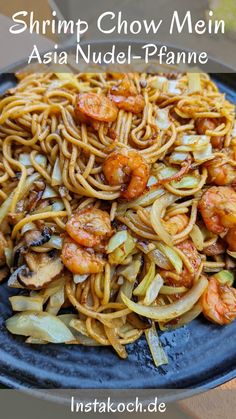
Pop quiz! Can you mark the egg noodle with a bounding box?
[0,72,236,364]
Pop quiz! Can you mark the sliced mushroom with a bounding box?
[8,265,26,288]
[18,251,63,289]
[0,266,9,283]
[13,227,52,267]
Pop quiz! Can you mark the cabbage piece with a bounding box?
[145,323,168,367]
[156,109,171,130]
[117,254,142,283]
[117,278,136,303]
[73,274,89,284]
[121,276,208,321]
[168,80,181,94]
[108,233,136,264]
[46,284,65,316]
[51,158,62,186]
[193,143,213,162]
[9,296,44,312]
[169,151,190,164]
[42,185,58,199]
[107,231,128,254]
[19,153,46,168]
[6,311,75,343]
[144,274,164,305]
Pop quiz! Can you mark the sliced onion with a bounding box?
[117,188,165,215]
[167,80,181,95]
[144,274,164,305]
[169,151,190,164]
[6,311,75,343]
[73,274,89,284]
[156,109,170,130]
[51,158,62,186]
[46,285,65,316]
[42,185,58,199]
[0,169,39,222]
[133,262,155,296]
[190,224,204,251]
[19,153,46,168]
[159,301,202,331]
[160,285,188,295]
[21,222,36,235]
[148,248,172,270]
[156,243,182,274]
[187,73,201,93]
[4,247,13,268]
[107,230,128,253]
[171,176,199,189]
[9,296,44,312]
[147,176,158,187]
[145,323,168,367]
[150,193,177,246]
[227,250,236,259]
[117,278,135,302]
[52,200,65,211]
[121,276,208,321]
[231,121,236,138]
[55,73,90,92]
[47,235,62,250]
[149,76,167,90]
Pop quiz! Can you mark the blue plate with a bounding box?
[0,72,235,391]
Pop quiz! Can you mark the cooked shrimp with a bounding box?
[110,74,138,97]
[201,277,236,325]
[176,240,202,288]
[66,208,113,249]
[226,227,236,252]
[195,117,224,149]
[103,150,149,201]
[205,157,236,186]
[109,74,145,114]
[162,214,189,235]
[75,93,118,124]
[109,94,145,114]
[199,186,236,234]
[61,236,105,274]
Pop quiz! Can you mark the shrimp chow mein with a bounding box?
[0,72,236,366]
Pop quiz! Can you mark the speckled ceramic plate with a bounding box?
[0,71,235,391]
